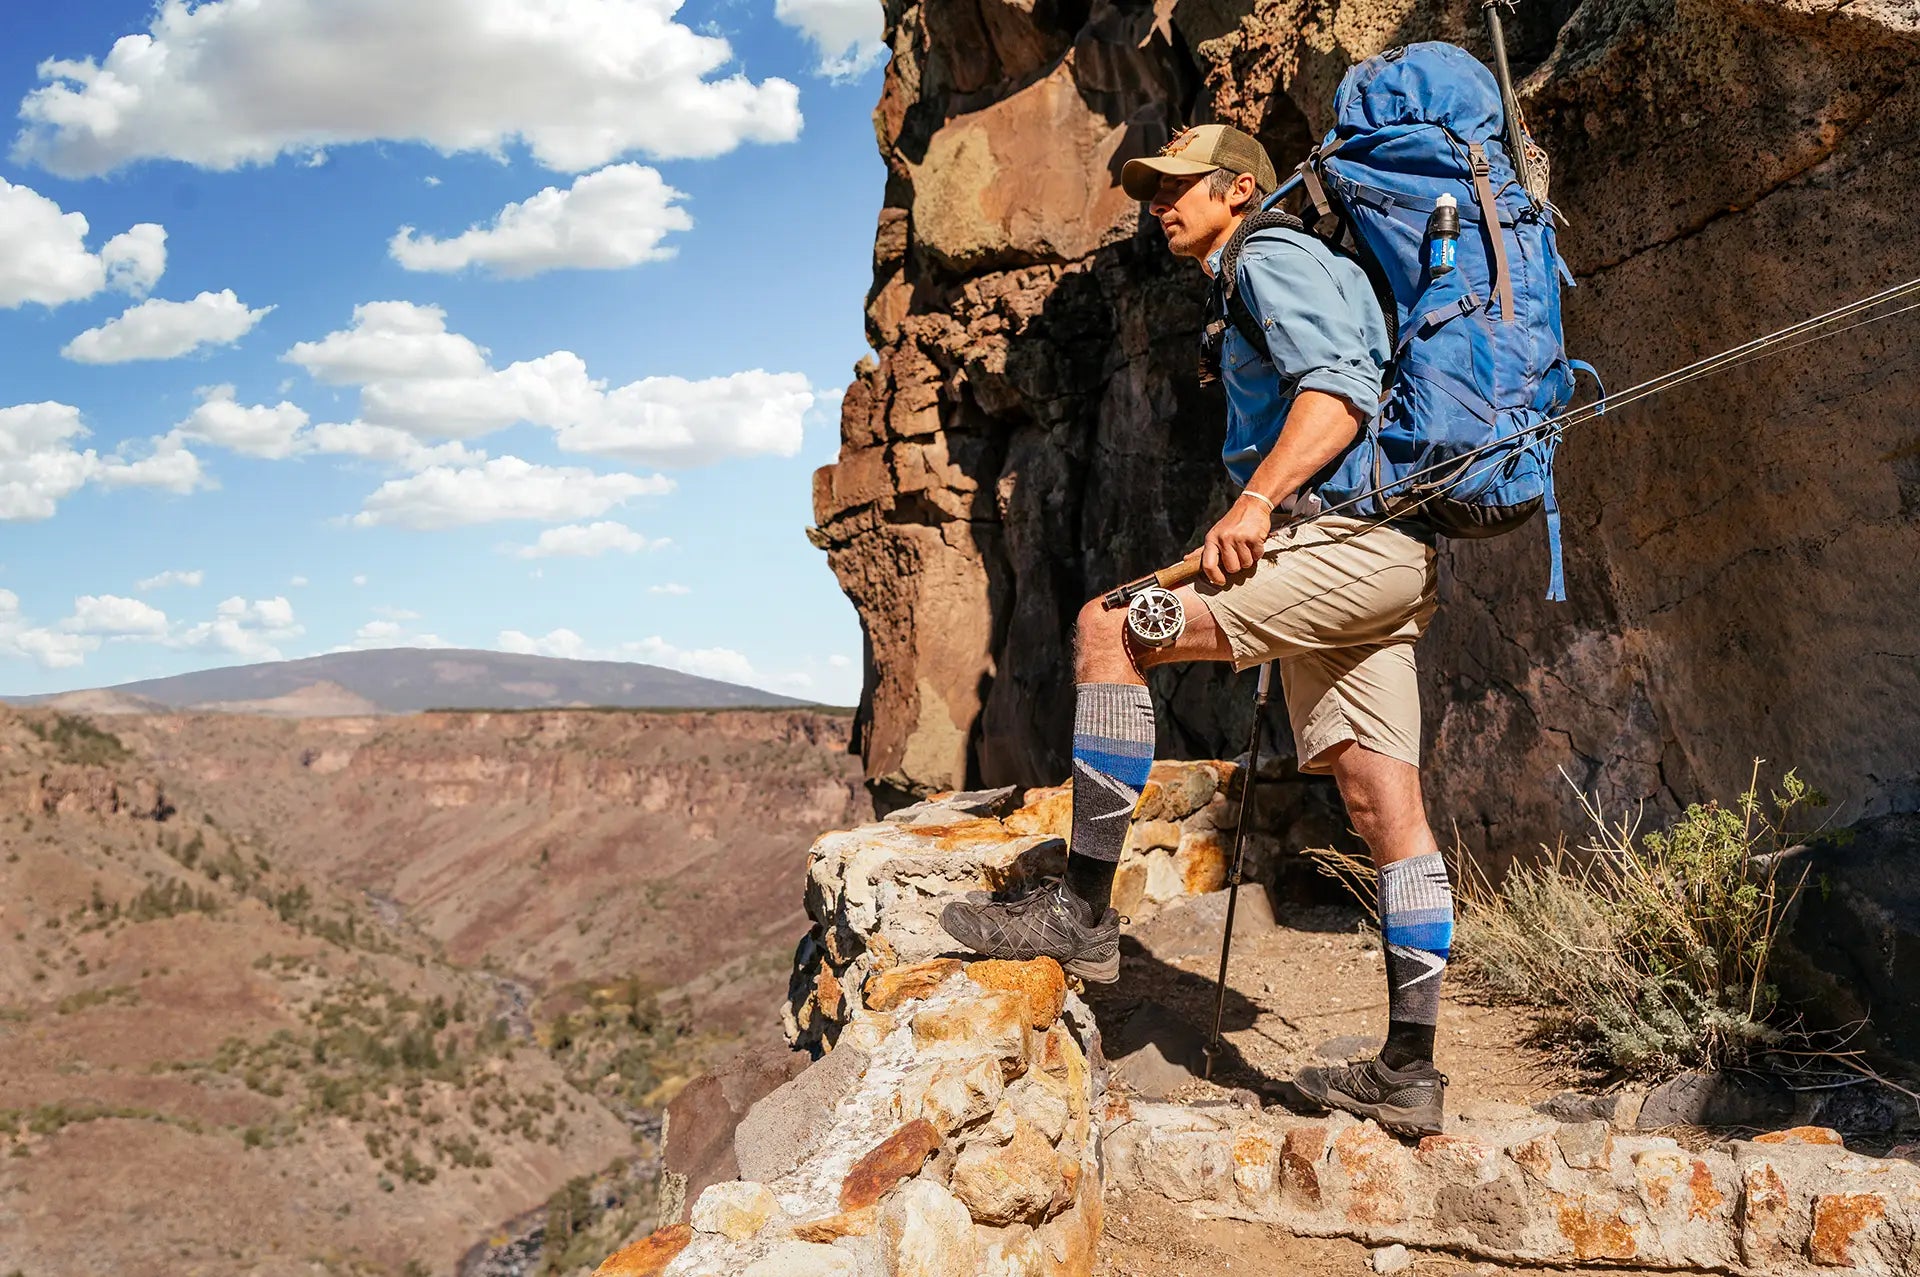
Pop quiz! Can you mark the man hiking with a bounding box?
[939,123,1455,1137]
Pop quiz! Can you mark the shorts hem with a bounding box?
[1297,723,1422,775]
[1196,591,1271,672]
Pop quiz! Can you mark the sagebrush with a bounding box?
[1309,764,1823,1078]
[1454,765,1822,1077]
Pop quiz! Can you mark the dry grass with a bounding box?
[1309,764,1823,1080]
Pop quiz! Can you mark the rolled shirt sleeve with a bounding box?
[1235,239,1385,418]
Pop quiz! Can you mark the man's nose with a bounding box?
[1148,193,1172,216]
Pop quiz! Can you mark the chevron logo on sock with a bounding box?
[1074,757,1140,820]
[1387,943,1448,988]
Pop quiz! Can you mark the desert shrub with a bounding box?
[1455,765,1821,1077]
[25,714,128,766]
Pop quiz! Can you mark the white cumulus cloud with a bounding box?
[63,290,273,364]
[0,177,165,309]
[0,589,98,670]
[340,619,446,651]
[0,401,206,520]
[285,302,813,464]
[392,163,692,277]
[555,369,813,467]
[173,386,309,459]
[14,0,803,178]
[775,0,886,80]
[352,456,673,530]
[63,594,171,637]
[137,568,204,591]
[174,595,303,662]
[648,583,691,596]
[169,385,483,470]
[514,520,665,559]
[622,636,757,685]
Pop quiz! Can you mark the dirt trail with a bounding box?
[1089,894,1573,1109]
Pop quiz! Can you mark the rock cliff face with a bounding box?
[810,0,1920,854]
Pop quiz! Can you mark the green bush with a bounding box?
[1456,764,1821,1077]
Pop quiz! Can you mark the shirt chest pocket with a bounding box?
[1224,326,1266,372]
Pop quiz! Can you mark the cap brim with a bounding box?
[1121,155,1220,200]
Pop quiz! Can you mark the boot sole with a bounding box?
[1300,1086,1442,1138]
[1063,950,1121,983]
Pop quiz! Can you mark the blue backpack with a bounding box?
[1276,42,1599,601]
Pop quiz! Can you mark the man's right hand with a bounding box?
[1201,496,1273,586]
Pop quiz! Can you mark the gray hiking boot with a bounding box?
[938,879,1122,983]
[1292,1056,1447,1138]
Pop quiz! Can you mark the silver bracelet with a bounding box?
[1240,488,1275,513]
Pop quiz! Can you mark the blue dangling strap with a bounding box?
[1570,359,1605,411]
[1542,455,1566,602]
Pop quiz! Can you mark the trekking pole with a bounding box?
[1202,661,1274,1081]
[1482,0,1543,208]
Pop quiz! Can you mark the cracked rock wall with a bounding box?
[810,0,1920,854]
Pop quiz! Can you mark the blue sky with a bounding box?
[0,0,885,704]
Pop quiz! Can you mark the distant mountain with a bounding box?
[6,647,825,715]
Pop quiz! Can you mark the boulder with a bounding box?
[658,1040,811,1224]
[879,1178,981,1277]
[733,1046,872,1185]
[689,1181,779,1241]
[950,1117,1072,1225]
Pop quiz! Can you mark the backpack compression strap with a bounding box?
[1467,143,1516,324]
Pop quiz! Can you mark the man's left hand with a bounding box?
[1201,496,1273,586]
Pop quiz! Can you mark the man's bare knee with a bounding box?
[1074,596,1137,684]
[1328,742,1437,865]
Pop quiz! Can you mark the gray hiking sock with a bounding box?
[1066,683,1155,908]
[1379,851,1453,1060]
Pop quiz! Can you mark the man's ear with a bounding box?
[1235,172,1258,213]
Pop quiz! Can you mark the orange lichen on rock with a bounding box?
[815,967,844,1020]
[1809,1192,1887,1266]
[1551,1193,1639,1261]
[593,1224,691,1277]
[1688,1158,1725,1220]
[965,956,1067,1029]
[840,1118,944,1211]
[790,1206,878,1242]
[1333,1124,1410,1226]
[864,958,964,1011]
[1004,785,1071,836]
[1753,1126,1845,1147]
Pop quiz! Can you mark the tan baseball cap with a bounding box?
[1121,123,1278,201]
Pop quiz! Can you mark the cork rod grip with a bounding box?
[1156,556,1205,590]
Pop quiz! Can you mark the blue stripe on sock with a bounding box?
[1074,742,1154,787]
[1382,920,1453,954]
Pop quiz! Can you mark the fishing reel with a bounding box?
[1125,586,1186,649]
[1104,555,1204,650]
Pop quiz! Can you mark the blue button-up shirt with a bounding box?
[1210,228,1391,489]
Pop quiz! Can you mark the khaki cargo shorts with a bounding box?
[1194,516,1437,774]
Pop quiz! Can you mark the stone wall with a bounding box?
[809,0,1920,861]
[599,794,1920,1275]
[1106,1102,1920,1274]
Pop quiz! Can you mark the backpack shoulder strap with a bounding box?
[1209,209,1309,366]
